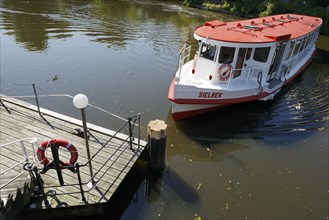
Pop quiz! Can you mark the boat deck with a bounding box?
[179,61,259,91]
[0,96,147,218]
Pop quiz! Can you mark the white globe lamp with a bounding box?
[73,94,89,109]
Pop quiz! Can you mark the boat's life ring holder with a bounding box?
[37,139,78,174]
[217,64,232,82]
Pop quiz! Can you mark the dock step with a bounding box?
[268,79,283,89]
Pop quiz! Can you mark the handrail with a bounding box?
[0,138,38,189]
[26,113,142,204]
[176,43,192,82]
[0,93,140,127]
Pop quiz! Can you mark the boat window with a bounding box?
[245,48,252,60]
[292,41,301,57]
[200,43,217,61]
[218,46,235,64]
[253,47,270,63]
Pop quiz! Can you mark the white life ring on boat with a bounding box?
[37,139,78,167]
[217,64,232,81]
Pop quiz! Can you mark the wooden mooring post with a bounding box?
[147,120,167,172]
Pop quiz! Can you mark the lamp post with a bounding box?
[73,94,94,184]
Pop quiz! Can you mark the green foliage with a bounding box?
[179,0,329,35]
[183,0,203,6]
[202,2,223,11]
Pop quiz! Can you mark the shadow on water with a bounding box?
[63,154,200,220]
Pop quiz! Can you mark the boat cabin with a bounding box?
[185,14,322,90]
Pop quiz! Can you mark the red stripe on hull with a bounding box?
[172,105,227,121]
[171,91,270,105]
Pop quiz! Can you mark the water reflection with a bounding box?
[1,1,71,51]
[0,0,205,52]
[1,0,328,219]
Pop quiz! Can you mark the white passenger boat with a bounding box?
[168,14,322,121]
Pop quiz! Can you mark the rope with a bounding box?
[0,75,59,86]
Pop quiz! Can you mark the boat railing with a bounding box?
[176,43,191,82]
[0,138,38,190]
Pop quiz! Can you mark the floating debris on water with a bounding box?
[197,182,202,190]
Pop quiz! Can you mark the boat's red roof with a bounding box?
[194,14,322,43]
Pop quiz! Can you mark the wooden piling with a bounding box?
[147,120,167,172]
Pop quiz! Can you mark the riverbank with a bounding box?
[181,0,329,35]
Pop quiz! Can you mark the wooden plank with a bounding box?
[0,97,147,213]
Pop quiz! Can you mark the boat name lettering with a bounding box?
[198,92,222,98]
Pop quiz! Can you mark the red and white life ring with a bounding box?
[217,64,232,81]
[37,139,78,167]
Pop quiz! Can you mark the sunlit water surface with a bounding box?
[0,0,328,219]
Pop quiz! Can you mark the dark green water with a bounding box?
[1,0,328,219]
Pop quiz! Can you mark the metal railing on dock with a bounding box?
[0,76,145,135]
[19,113,143,207]
[0,79,148,211]
[0,138,38,191]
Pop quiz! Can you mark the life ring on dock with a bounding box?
[37,139,78,167]
[217,64,232,81]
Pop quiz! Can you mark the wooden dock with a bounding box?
[0,96,147,219]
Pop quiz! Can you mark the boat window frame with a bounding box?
[305,33,312,49]
[199,43,217,61]
[299,37,307,52]
[245,48,252,60]
[286,41,295,60]
[292,40,301,57]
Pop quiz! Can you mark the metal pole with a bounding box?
[128,117,133,150]
[50,143,64,186]
[81,108,94,183]
[32,83,41,115]
[75,163,87,203]
[32,83,54,129]
[138,114,141,150]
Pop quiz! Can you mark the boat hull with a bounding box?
[171,102,227,122]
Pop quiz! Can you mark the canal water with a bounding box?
[1,0,328,219]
